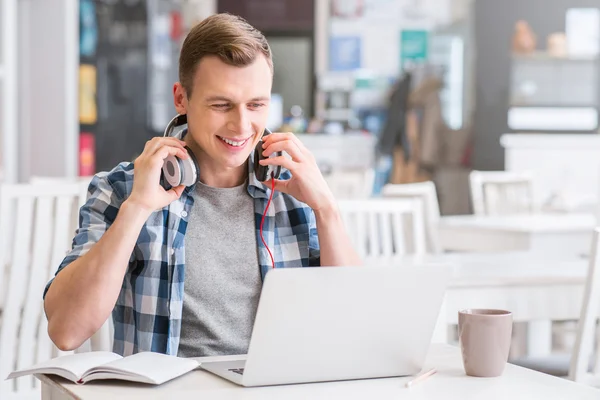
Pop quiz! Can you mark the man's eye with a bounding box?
[249,103,265,109]
[212,104,229,108]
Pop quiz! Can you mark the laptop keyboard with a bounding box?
[228,368,245,375]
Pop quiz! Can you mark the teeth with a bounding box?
[220,136,246,147]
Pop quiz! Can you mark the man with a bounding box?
[43,13,361,357]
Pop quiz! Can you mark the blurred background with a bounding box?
[2,0,600,215]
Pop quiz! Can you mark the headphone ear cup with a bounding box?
[253,127,282,182]
[179,146,200,186]
[163,147,199,187]
[163,155,183,187]
[272,160,282,180]
[254,140,283,182]
[254,139,269,182]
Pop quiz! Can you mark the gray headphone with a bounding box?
[161,114,282,187]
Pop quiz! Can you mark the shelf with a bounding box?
[511,51,599,62]
[507,106,598,131]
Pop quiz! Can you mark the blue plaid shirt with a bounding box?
[44,158,320,356]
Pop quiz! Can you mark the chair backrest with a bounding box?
[0,183,86,397]
[469,170,534,215]
[29,176,93,208]
[336,198,426,262]
[27,177,114,356]
[569,227,600,386]
[381,181,441,254]
[324,168,375,199]
[1,177,91,306]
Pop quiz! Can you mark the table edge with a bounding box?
[35,373,82,400]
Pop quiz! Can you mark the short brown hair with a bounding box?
[179,13,273,98]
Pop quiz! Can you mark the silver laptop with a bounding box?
[200,265,451,387]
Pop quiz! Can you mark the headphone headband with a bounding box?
[163,114,188,137]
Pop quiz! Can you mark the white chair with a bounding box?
[29,176,114,355]
[324,168,375,199]
[0,183,80,398]
[381,181,441,254]
[29,176,113,353]
[0,182,109,399]
[29,176,93,208]
[513,228,600,384]
[336,198,426,262]
[570,227,600,386]
[469,170,534,215]
[470,170,576,363]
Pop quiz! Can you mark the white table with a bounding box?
[438,213,596,257]
[372,252,587,324]
[37,344,599,400]
[372,252,588,357]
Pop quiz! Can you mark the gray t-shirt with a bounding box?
[177,180,262,358]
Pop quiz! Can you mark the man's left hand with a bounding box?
[260,132,335,213]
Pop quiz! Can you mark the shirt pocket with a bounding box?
[277,233,310,268]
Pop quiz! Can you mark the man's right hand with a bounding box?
[126,137,189,213]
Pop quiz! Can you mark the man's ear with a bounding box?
[173,82,188,115]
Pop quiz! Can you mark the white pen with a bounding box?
[405,368,437,388]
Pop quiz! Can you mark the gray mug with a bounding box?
[458,309,513,377]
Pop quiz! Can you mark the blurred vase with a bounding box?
[512,20,537,54]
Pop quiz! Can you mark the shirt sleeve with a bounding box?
[43,174,124,299]
[308,208,321,267]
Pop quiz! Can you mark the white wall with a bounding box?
[182,0,217,27]
[17,0,78,181]
[0,1,4,175]
[451,0,475,21]
[1,0,18,183]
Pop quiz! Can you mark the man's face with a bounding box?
[173,54,272,172]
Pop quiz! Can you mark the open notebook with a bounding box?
[6,351,199,385]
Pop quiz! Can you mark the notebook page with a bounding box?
[7,352,122,381]
[83,352,199,384]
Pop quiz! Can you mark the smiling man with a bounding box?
[43,13,361,357]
